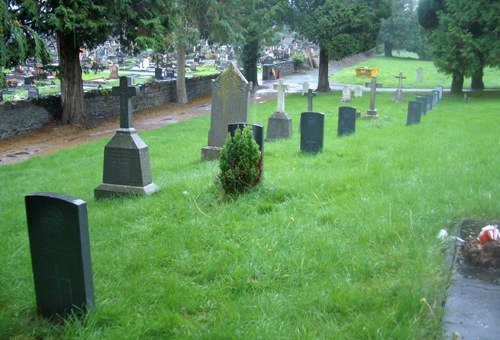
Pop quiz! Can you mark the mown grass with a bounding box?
[332,55,500,89]
[1,88,499,338]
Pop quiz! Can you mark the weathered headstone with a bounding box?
[27,85,39,99]
[165,69,175,79]
[201,63,252,160]
[305,89,316,111]
[354,85,363,98]
[95,76,160,199]
[189,63,197,72]
[432,90,439,105]
[416,67,424,83]
[392,72,406,102]
[365,77,378,118]
[109,65,119,79]
[436,85,444,99]
[416,96,428,116]
[300,111,324,153]
[302,82,309,96]
[25,192,94,317]
[406,101,422,126]
[338,106,356,136]
[0,90,3,102]
[341,86,352,102]
[266,80,292,141]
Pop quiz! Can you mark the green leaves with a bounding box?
[219,125,262,196]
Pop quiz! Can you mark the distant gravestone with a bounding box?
[28,85,39,99]
[425,94,434,110]
[436,85,444,99]
[300,111,324,153]
[392,72,406,102]
[95,76,160,199]
[266,80,292,141]
[416,67,424,83]
[416,96,428,116]
[338,106,356,136]
[202,63,252,160]
[0,90,3,102]
[25,192,94,317]
[365,77,378,118]
[354,85,363,98]
[406,101,422,126]
[341,86,352,102]
[24,76,33,89]
[109,65,119,79]
[165,69,175,79]
[302,82,309,96]
[189,63,197,72]
[305,89,317,111]
[155,67,163,80]
[432,90,439,105]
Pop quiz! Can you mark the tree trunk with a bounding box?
[241,35,260,88]
[450,72,464,95]
[176,43,188,104]
[57,31,93,128]
[471,67,485,90]
[317,46,330,92]
[384,41,393,57]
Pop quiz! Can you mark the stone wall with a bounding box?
[262,61,295,80]
[0,75,217,140]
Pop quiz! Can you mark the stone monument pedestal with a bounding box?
[266,111,292,141]
[201,146,222,161]
[95,128,159,200]
[364,109,379,119]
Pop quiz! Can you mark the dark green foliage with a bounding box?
[219,125,262,195]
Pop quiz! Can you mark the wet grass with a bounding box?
[1,90,499,338]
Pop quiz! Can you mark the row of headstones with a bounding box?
[406,85,443,126]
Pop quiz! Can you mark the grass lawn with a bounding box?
[332,55,500,89]
[1,88,499,338]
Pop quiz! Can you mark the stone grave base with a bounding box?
[364,109,379,119]
[94,182,160,199]
[266,111,292,141]
[201,146,222,161]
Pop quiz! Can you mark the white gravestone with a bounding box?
[341,85,352,102]
[354,85,363,98]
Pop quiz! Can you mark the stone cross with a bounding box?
[365,76,378,118]
[273,79,289,113]
[395,72,406,89]
[305,89,317,111]
[112,76,140,129]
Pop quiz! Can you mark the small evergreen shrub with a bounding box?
[218,125,262,195]
[291,53,307,70]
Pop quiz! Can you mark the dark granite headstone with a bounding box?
[165,69,175,79]
[338,106,356,136]
[425,94,434,110]
[416,96,428,116]
[95,76,160,199]
[0,90,3,102]
[25,192,94,317]
[155,67,163,80]
[28,85,39,99]
[406,101,422,126]
[300,112,324,153]
[24,76,33,89]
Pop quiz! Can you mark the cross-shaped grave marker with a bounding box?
[392,72,407,102]
[365,76,379,118]
[305,89,317,111]
[273,79,289,113]
[112,76,140,129]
